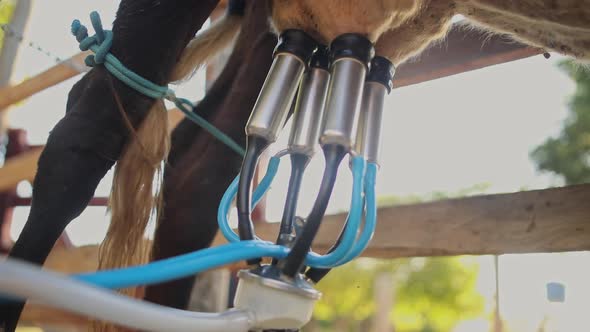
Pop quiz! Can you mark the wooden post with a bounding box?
[0,0,33,85]
[0,110,187,193]
[493,255,504,332]
[373,272,395,332]
[187,269,231,312]
[0,129,29,252]
[0,0,33,139]
[0,129,72,252]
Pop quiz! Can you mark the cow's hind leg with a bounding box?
[145,35,276,311]
[0,105,117,330]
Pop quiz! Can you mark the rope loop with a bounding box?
[69,11,245,156]
[71,12,113,67]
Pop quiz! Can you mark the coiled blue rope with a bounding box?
[71,11,245,156]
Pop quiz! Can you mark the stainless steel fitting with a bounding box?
[234,267,321,329]
[354,81,388,164]
[319,33,374,150]
[288,66,330,156]
[355,55,395,164]
[319,57,367,149]
[245,53,306,143]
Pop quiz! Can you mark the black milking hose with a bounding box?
[279,144,347,277]
[271,153,311,265]
[236,135,269,264]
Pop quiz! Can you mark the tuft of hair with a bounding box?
[375,0,455,65]
[92,99,169,332]
[169,14,243,82]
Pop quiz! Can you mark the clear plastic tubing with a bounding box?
[0,258,253,332]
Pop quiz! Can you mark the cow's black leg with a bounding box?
[144,5,275,307]
[0,0,220,329]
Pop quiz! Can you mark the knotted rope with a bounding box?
[71,11,246,156]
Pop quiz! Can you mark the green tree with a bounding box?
[530,61,590,185]
[392,257,483,331]
[311,187,487,332]
[377,182,491,208]
[312,257,484,332]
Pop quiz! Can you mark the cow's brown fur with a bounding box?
[270,0,421,43]
[456,0,590,61]
[375,0,456,64]
[268,0,590,65]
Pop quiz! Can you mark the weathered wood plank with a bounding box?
[357,184,590,257]
[394,24,543,88]
[19,245,98,328]
[0,110,184,192]
[212,184,590,257]
[0,147,42,192]
[18,183,590,328]
[0,25,541,113]
[0,52,89,112]
[10,185,590,259]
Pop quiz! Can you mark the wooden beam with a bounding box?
[211,184,590,258]
[0,25,543,116]
[0,147,42,192]
[20,245,97,327]
[394,24,543,88]
[0,52,89,112]
[0,110,184,193]
[19,183,590,327]
[11,184,590,257]
[20,305,90,329]
[9,182,589,258]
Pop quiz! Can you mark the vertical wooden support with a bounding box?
[188,269,231,312]
[493,255,504,332]
[0,129,28,252]
[0,129,72,253]
[373,271,395,332]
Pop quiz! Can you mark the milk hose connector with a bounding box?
[236,30,317,267]
[279,33,375,278]
[305,55,395,283]
[274,45,331,254]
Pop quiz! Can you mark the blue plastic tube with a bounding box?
[76,241,287,289]
[335,162,378,264]
[75,159,374,289]
[219,154,366,264]
[303,156,366,268]
[74,238,366,289]
[218,156,281,242]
